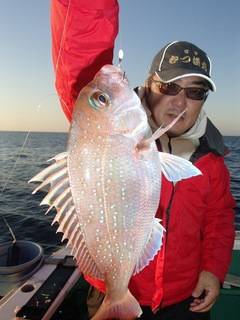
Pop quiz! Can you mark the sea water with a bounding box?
[0,132,239,254]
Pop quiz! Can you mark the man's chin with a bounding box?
[166,128,185,138]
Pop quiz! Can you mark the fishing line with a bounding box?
[54,0,71,73]
[0,93,57,196]
[0,131,31,196]
[54,0,72,117]
[115,3,125,69]
[2,217,16,244]
[0,93,58,239]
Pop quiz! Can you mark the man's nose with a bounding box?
[171,89,187,108]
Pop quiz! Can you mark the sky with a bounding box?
[0,0,239,135]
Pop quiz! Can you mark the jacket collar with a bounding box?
[190,118,227,162]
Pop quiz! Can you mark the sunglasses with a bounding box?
[151,79,208,101]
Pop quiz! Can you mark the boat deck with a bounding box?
[1,233,240,319]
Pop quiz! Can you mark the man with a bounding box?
[127,40,236,319]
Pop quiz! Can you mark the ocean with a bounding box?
[0,131,239,255]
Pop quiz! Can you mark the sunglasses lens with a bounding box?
[186,88,206,100]
[160,83,181,95]
[153,79,207,100]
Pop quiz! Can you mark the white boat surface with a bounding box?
[0,246,80,320]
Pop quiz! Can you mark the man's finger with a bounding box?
[191,301,215,313]
[190,295,216,312]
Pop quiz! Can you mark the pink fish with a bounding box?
[30,65,201,320]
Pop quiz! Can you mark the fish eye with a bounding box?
[89,91,111,110]
[98,94,107,104]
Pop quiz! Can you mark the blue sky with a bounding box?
[0,0,239,135]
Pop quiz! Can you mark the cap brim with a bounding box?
[155,68,216,92]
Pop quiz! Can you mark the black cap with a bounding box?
[149,41,216,91]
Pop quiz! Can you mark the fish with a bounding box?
[29,64,201,320]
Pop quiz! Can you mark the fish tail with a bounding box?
[91,289,142,320]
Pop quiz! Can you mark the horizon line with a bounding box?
[0,129,239,137]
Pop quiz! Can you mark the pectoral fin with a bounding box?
[133,218,165,275]
[158,152,202,182]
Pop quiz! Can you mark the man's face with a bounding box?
[146,75,208,137]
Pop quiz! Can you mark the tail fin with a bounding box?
[91,289,142,320]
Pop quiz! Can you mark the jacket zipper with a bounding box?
[165,184,174,243]
[165,136,174,238]
[157,137,175,310]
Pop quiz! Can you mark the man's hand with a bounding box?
[190,270,220,312]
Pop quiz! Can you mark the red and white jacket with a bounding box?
[128,118,236,309]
